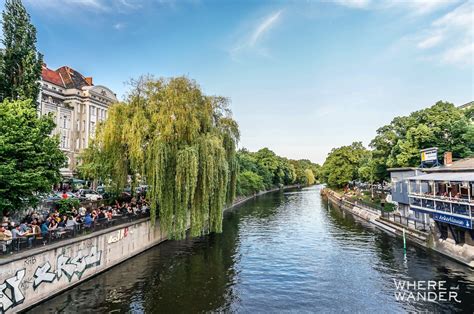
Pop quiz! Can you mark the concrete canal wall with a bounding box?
[0,218,166,313]
[0,185,301,313]
[322,188,474,268]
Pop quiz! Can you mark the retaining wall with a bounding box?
[0,218,165,313]
[0,185,302,313]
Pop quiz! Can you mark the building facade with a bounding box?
[38,64,117,177]
[407,157,474,245]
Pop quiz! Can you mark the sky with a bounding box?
[5,0,474,164]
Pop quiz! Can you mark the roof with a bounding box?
[56,66,92,89]
[425,157,474,173]
[41,65,64,87]
[459,101,473,109]
[407,172,474,182]
[41,64,93,89]
[387,167,422,172]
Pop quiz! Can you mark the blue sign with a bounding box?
[433,212,472,229]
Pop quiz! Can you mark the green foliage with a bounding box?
[370,101,473,179]
[236,148,319,192]
[0,0,43,105]
[237,170,265,196]
[321,142,369,188]
[304,168,315,185]
[81,77,239,239]
[0,99,66,211]
[56,198,80,215]
[322,101,473,186]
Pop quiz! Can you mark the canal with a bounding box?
[30,185,474,313]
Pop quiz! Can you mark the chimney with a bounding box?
[444,152,452,166]
[85,77,93,85]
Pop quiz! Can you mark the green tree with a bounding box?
[0,99,66,212]
[290,159,321,185]
[0,0,43,105]
[304,168,315,185]
[370,101,473,180]
[237,170,265,196]
[321,142,369,188]
[81,77,239,239]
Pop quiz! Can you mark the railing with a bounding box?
[408,192,473,205]
[381,211,429,232]
[0,213,149,257]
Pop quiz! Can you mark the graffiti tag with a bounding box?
[0,269,25,313]
[33,246,101,289]
[107,227,129,244]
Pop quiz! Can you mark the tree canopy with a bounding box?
[236,148,319,196]
[321,101,473,186]
[321,142,369,188]
[0,0,43,105]
[0,99,66,212]
[81,77,239,239]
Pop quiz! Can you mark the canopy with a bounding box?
[407,172,474,182]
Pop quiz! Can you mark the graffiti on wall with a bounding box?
[33,246,102,289]
[0,270,26,313]
[107,227,129,244]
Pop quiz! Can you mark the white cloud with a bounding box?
[393,0,460,15]
[333,0,459,14]
[113,22,126,30]
[442,42,474,65]
[231,9,284,59]
[417,33,444,49]
[249,10,282,46]
[415,1,473,65]
[334,0,371,9]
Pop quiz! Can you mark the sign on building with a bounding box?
[433,212,472,229]
[421,147,438,162]
[420,147,440,167]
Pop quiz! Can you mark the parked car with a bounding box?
[78,189,103,201]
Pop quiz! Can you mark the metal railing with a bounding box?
[0,213,149,257]
[381,211,429,232]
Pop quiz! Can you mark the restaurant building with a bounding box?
[38,64,117,177]
[407,155,474,246]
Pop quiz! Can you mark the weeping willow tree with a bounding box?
[81,77,239,239]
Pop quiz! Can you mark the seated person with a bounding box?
[0,225,13,253]
[84,212,93,228]
[40,220,49,238]
[11,225,27,239]
[58,215,68,228]
[65,216,77,230]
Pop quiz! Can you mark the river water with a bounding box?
[31,185,474,313]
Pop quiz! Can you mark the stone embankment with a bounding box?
[322,188,474,268]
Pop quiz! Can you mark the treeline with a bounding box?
[237,148,320,196]
[321,101,474,188]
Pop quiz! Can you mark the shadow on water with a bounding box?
[31,186,474,313]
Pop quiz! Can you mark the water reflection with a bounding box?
[31,186,474,313]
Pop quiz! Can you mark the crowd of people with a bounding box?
[0,196,150,254]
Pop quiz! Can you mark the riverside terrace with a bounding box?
[0,202,150,256]
[408,172,474,244]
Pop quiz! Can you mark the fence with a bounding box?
[0,212,149,256]
[381,211,429,232]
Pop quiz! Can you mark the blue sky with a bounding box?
[9,0,474,163]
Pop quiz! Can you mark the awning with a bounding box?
[407,172,474,182]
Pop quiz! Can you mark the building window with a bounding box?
[61,135,67,148]
[63,115,68,129]
[91,107,96,116]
